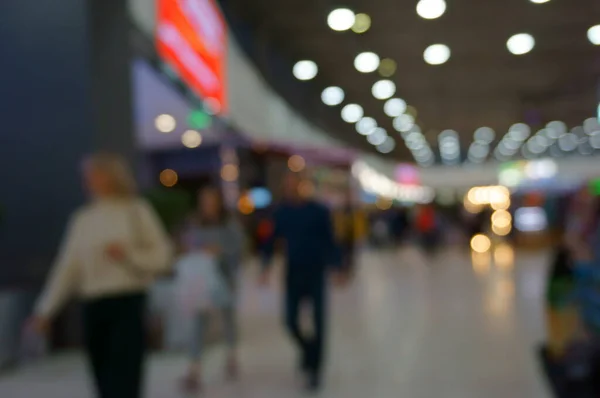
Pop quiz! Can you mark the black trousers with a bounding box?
[83,293,147,398]
[285,275,327,376]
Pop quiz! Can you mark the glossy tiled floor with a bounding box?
[0,245,551,397]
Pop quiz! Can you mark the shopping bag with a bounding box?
[175,252,231,316]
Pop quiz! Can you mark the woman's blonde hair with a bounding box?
[84,152,137,198]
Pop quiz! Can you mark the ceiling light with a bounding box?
[356,117,377,135]
[584,117,600,134]
[416,0,447,20]
[377,137,396,153]
[558,133,578,151]
[474,127,495,144]
[341,104,364,123]
[379,58,397,77]
[367,128,387,145]
[384,98,407,117]
[393,114,415,132]
[327,8,356,31]
[507,33,535,55]
[588,25,600,45]
[293,60,318,80]
[352,13,371,34]
[546,121,567,138]
[423,44,451,65]
[372,80,396,100]
[508,123,531,141]
[155,114,176,133]
[530,0,550,3]
[321,86,345,106]
[354,52,380,73]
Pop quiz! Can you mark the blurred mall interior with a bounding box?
[1,0,600,396]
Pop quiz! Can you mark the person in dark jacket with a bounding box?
[260,173,345,392]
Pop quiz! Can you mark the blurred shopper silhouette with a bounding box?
[178,186,244,392]
[260,173,344,392]
[415,204,439,255]
[31,153,173,398]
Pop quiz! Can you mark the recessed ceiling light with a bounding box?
[530,0,550,3]
[367,128,388,145]
[341,104,364,123]
[293,60,318,80]
[393,114,415,132]
[423,44,451,65]
[384,98,407,117]
[354,52,380,73]
[378,58,397,77]
[416,0,447,20]
[372,80,396,100]
[356,117,378,135]
[589,25,600,45]
[352,13,371,34]
[321,86,345,106]
[327,8,356,31]
[507,33,535,55]
[474,127,495,144]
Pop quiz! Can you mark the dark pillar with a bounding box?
[0,0,134,285]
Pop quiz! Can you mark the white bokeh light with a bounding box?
[546,121,567,138]
[509,123,531,141]
[341,104,364,123]
[393,114,415,132]
[416,0,447,20]
[588,25,600,45]
[155,114,176,133]
[423,44,451,65]
[181,130,202,148]
[327,8,356,32]
[356,117,377,135]
[530,0,550,3]
[293,60,318,80]
[321,86,345,106]
[372,80,396,100]
[377,137,396,154]
[354,52,380,73]
[507,33,535,55]
[384,98,407,117]
[367,128,388,146]
[474,127,495,144]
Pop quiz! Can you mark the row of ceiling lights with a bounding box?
[291,2,600,162]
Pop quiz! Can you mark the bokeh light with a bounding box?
[293,60,318,81]
[507,33,535,55]
[356,117,378,135]
[299,180,315,198]
[423,44,451,65]
[159,169,178,187]
[321,86,345,106]
[355,52,380,73]
[471,234,492,253]
[492,210,512,229]
[352,13,371,33]
[378,58,397,77]
[494,243,515,270]
[588,25,600,45]
[341,104,364,123]
[238,194,255,215]
[221,164,239,182]
[416,0,447,20]
[384,98,407,117]
[181,130,202,148]
[288,155,306,172]
[372,80,396,100]
[155,114,176,133]
[327,8,356,31]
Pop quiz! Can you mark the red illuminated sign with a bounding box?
[157,0,227,113]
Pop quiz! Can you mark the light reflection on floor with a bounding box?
[0,245,550,398]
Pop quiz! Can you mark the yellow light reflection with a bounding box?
[237,194,254,215]
[464,196,483,214]
[491,210,512,228]
[378,58,397,77]
[492,223,512,236]
[494,243,514,271]
[352,13,371,33]
[472,252,491,276]
[471,234,491,253]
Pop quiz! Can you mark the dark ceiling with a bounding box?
[221,0,600,160]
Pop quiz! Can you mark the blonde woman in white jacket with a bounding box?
[30,153,173,398]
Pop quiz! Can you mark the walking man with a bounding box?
[260,173,344,392]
